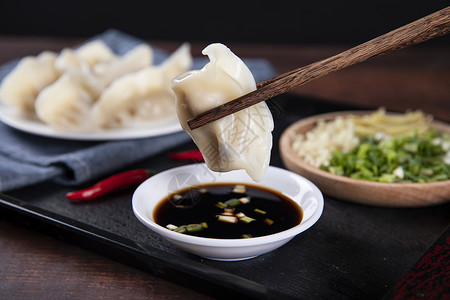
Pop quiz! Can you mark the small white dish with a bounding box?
[132,163,324,261]
[0,104,182,140]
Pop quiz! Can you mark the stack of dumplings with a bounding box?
[0,40,192,132]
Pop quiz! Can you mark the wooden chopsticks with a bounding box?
[187,6,450,130]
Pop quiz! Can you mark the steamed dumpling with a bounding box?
[0,51,59,113]
[159,43,192,80]
[92,44,153,86]
[55,41,152,87]
[172,43,274,181]
[75,40,116,66]
[92,43,192,129]
[35,71,102,131]
[55,40,116,72]
[91,67,174,128]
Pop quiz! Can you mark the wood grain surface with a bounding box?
[0,218,212,300]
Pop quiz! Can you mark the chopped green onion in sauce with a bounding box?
[154,183,302,239]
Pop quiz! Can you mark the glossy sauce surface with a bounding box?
[153,183,303,239]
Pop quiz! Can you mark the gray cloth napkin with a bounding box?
[0,29,277,192]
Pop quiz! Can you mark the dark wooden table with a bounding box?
[0,36,449,299]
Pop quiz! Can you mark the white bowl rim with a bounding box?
[132,164,324,247]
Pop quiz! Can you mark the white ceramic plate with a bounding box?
[0,104,182,140]
[132,163,324,261]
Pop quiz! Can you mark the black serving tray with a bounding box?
[1,95,449,299]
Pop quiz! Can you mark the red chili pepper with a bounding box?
[168,149,204,162]
[66,169,156,201]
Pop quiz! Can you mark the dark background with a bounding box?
[0,1,449,45]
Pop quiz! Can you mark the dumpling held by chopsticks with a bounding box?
[172,43,274,181]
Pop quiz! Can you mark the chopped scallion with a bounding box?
[166,224,178,230]
[174,226,187,233]
[225,198,241,207]
[186,224,204,232]
[235,212,246,218]
[215,201,227,209]
[217,215,238,223]
[170,222,208,234]
[321,130,450,183]
[232,185,246,194]
[239,216,255,224]
[239,197,251,204]
[224,208,235,214]
[254,208,266,215]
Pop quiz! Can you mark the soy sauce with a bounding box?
[153,183,303,239]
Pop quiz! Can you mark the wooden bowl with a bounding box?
[279,111,450,207]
